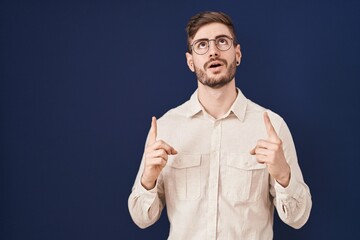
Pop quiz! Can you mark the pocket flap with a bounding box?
[169,154,201,169]
[226,153,266,170]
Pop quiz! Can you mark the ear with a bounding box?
[235,44,242,66]
[186,52,195,72]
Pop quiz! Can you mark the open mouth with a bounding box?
[208,61,223,69]
[209,63,222,68]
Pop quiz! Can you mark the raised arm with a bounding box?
[128,117,177,228]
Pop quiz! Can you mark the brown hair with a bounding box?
[185,11,237,53]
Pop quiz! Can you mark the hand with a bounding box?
[250,112,291,187]
[141,116,177,190]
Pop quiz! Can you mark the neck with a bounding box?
[197,80,238,119]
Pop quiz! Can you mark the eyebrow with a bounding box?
[191,34,232,45]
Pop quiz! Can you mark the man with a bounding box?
[128,11,312,239]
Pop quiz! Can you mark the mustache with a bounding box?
[204,58,227,69]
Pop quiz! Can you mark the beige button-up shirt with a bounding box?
[128,89,312,240]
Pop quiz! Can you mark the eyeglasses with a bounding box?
[190,35,234,55]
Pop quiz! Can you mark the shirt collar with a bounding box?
[230,88,247,122]
[186,89,203,118]
[186,88,248,122]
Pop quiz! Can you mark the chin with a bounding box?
[203,78,233,89]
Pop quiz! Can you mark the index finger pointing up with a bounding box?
[263,112,280,142]
[148,116,157,146]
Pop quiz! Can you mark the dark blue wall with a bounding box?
[1,0,359,239]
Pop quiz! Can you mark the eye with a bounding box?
[195,41,208,50]
[217,37,229,45]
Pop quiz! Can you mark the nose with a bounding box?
[208,40,220,57]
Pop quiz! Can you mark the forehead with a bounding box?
[192,22,232,40]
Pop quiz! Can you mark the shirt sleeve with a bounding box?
[270,119,312,229]
[128,138,165,229]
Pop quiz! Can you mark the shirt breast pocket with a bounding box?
[168,154,202,200]
[224,153,267,202]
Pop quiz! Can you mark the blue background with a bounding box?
[1,0,359,239]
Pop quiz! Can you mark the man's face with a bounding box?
[186,22,241,89]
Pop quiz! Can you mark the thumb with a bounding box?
[250,147,256,155]
[148,116,157,146]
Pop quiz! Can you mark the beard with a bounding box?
[194,57,237,89]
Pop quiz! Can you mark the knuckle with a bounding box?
[161,160,167,167]
[160,149,167,156]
